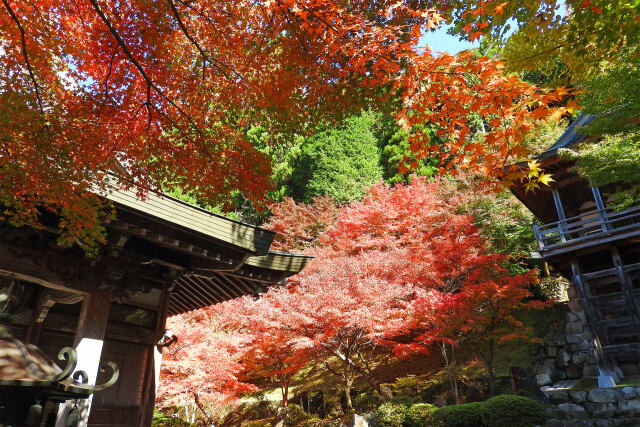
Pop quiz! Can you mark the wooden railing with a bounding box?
[533,205,640,249]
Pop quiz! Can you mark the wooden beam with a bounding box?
[551,188,568,242]
[591,185,610,232]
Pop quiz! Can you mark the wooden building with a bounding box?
[0,186,312,426]
[510,115,640,384]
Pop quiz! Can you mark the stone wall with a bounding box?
[544,385,640,425]
[535,289,599,386]
[535,285,640,385]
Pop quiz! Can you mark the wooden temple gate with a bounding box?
[1,186,311,426]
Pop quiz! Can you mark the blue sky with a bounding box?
[422,2,567,54]
[419,24,478,54]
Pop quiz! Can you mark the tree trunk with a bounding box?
[282,381,289,407]
[344,375,354,411]
[440,342,459,404]
[484,339,496,396]
[194,393,213,425]
[327,346,392,400]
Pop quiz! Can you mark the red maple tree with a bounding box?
[214,296,314,408]
[157,309,258,422]
[160,177,547,411]
[268,177,545,397]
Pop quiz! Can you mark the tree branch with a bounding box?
[87,0,212,158]
[2,0,45,115]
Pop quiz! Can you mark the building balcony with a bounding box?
[533,205,640,255]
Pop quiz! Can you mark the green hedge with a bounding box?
[431,402,483,427]
[419,395,545,427]
[375,402,409,427]
[405,403,437,427]
[480,395,546,427]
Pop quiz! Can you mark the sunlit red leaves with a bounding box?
[0,0,570,245]
[157,309,258,410]
[262,178,544,359]
[163,178,546,407]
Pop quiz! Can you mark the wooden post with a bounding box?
[591,185,610,232]
[55,290,111,427]
[610,247,640,344]
[570,259,618,386]
[139,285,171,426]
[551,188,568,242]
[533,221,545,250]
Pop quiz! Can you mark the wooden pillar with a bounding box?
[55,290,111,427]
[533,221,545,250]
[551,188,568,242]
[139,285,170,426]
[611,247,640,344]
[570,259,619,386]
[591,185,610,232]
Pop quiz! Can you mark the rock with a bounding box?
[567,286,578,299]
[583,365,599,377]
[350,413,373,427]
[566,365,582,379]
[566,322,584,334]
[620,387,636,400]
[588,388,618,403]
[621,363,640,376]
[618,399,640,416]
[571,352,586,365]
[545,419,568,427]
[585,402,617,418]
[546,346,558,357]
[566,334,584,344]
[538,358,557,376]
[586,352,597,364]
[544,390,570,404]
[557,403,589,419]
[557,350,572,367]
[565,343,578,353]
[568,299,582,312]
[570,390,587,404]
[557,370,568,380]
[536,373,553,386]
[545,406,568,420]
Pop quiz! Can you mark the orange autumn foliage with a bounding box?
[1,0,568,246]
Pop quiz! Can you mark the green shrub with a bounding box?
[354,391,381,413]
[479,395,546,427]
[391,395,417,406]
[375,402,408,427]
[431,402,483,427]
[405,403,437,427]
[390,375,430,399]
[283,404,311,426]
